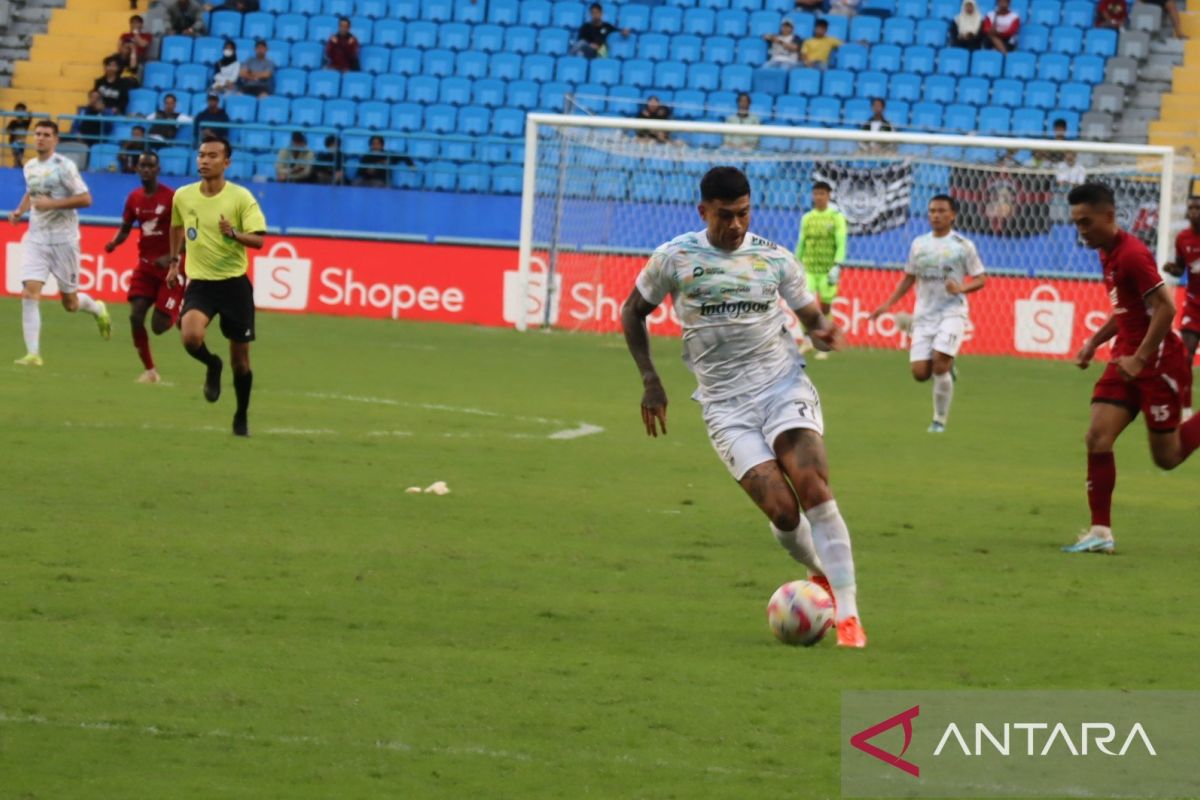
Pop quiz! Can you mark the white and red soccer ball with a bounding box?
[767,580,835,646]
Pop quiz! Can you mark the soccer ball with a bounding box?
[767,580,835,646]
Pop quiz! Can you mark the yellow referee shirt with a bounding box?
[171,181,267,281]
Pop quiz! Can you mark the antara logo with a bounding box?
[850,705,921,777]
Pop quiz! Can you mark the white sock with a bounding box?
[932,371,954,425]
[770,517,824,576]
[76,293,101,316]
[807,499,860,622]
[21,298,40,355]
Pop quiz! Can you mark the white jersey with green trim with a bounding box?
[635,230,815,402]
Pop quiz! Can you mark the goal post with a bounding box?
[515,112,1190,359]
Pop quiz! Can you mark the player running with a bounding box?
[105,151,184,384]
[1162,195,1200,413]
[621,166,866,648]
[795,181,847,361]
[869,195,986,433]
[1066,183,1200,554]
[5,119,110,365]
[167,137,266,437]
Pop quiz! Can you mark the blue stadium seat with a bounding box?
[721,64,752,92]
[977,105,1010,134]
[438,21,469,49]
[624,59,656,88]
[350,44,383,73]
[373,74,406,101]
[286,41,319,69]
[423,48,455,77]
[308,69,341,99]
[1011,108,1045,136]
[223,93,256,122]
[868,43,901,72]
[688,62,719,91]
[158,147,190,176]
[619,3,650,29]
[421,0,451,20]
[911,100,942,129]
[809,96,841,125]
[473,77,506,107]
[606,33,635,59]
[707,89,738,114]
[454,0,484,23]
[175,64,209,93]
[1019,23,1049,51]
[914,17,946,47]
[126,88,157,117]
[308,14,339,41]
[1059,82,1091,111]
[1062,0,1093,28]
[716,9,748,36]
[262,0,287,11]
[822,68,854,98]
[242,12,274,40]
[704,36,736,64]
[358,0,388,16]
[889,72,922,102]
[439,75,471,104]
[736,38,767,66]
[849,15,882,42]
[837,43,868,70]
[587,58,618,85]
[209,11,242,38]
[1025,80,1057,109]
[882,16,915,45]
[970,49,1002,77]
[373,19,405,46]
[454,50,488,80]
[655,60,688,89]
[405,20,437,48]
[992,78,1023,106]
[492,106,524,134]
[1050,26,1083,54]
[456,105,490,135]
[520,53,553,82]
[290,97,323,126]
[555,55,587,83]
[670,34,702,62]
[887,100,910,125]
[507,80,538,110]
[775,94,806,121]
[485,52,518,80]
[472,23,504,53]
[323,98,356,127]
[924,73,955,103]
[238,127,272,153]
[1001,50,1035,80]
[326,0,354,17]
[552,1,584,28]
[1036,53,1069,82]
[143,62,174,91]
[749,10,781,37]
[1073,54,1105,84]
[258,95,290,123]
[407,74,439,103]
[391,47,422,75]
[458,163,490,193]
[786,13,814,38]
[606,85,641,115]
[752,67,787,94]
[537,28,569,55]
[956,76,989,105]
[291,0,321,13]
[938,47,969,76]
[639,32,670,60]
[391,102,422,131]
[356,100,389,128]
[650,5,683,33]
[521,0,552,26]
[787,66,821,94]
[897,0,926,16]
[160,36,192,64]
[504,26,536,55]
[1049,110,1079,136]
[487,0,518,23]
[825,15,848,40]
[862,0,896,15]
[900,44,934,73]
[843,97,872,125]
[944,103,975,132]
[492,164,523,193]
[424,161,456,191]
[857,70,887,99]
[683,7,716,35]
[1083,28,1117,57]
[275,68,305,97]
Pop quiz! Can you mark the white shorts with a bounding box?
[909,314,966,362]
[701,370,825,481]
[21,241,81,294]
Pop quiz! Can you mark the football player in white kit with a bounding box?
[870,194,986,433]
[6,119,111,366]
[621,167,867,648]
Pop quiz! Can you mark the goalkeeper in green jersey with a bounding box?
[795,181,847,358]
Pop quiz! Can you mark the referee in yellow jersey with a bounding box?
[167,136,267,437]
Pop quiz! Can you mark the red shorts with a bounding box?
[1091,345,1193,431]
[127,263,185,324]
[1180,298,1200,336]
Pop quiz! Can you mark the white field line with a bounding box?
[0,711,802,781]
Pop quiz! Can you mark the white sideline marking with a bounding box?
[548,423,605,440]
[299,391,566,426]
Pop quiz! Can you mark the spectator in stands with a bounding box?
[6,102,30,167]
[794,0,826,11]
[1142,0,1186,38]
[205,0,260,11]
[828,0,859,15]
[276,131,314,183]
[211,40,241,94]
[1055,151,1087,186]
[570,3,631,59]
[167,0,205,35]
[862,98,894,133]
[118,125,150,172]
[115,40,142,84]
[313,135,345,185]
[981,0,1020,53]
[1095,0,1128,29]
[801,18,841,68]
[238,39,276,97]
[951,0,983,49]
[148,93,191,143]
[1034,117,1069,165]
[356,135,414,188]
[326,17,361,72]
[723,93,761,150]
[192,93,229,139]
[118,15,152,62]
[93,57,135,114]
[762,19,802,68]
[635,96,671,143]
[72,90,113,143]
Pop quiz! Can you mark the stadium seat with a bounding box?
[209,11,242,39]
[143,62,174,91]
[1059,82,1091,111]
[391,47,422,75]
[286,41,319,70]
[453,0,484,23]
[862,0,896,15]
[407,75,439,103]
[867,43,901,72]
[507,80,539,110]
[851,70,884,100]
[1050,110,1079,136]
[373,19,405,46]
[455,105,490,136]
[486,0,517,23]
[627,59,658,88]
[619,3,650,30]
[537,28,569,55]
[239,127,272,153]
[704,36,736,65]
[688,62,720,91]
[706,89,738,115]
[492,106,524,135]
[456,163,488,193]
[912,17,946,48]
[721,64,752,92]
[359,45,389,74]
[290,97,322,126]
[848,15,882,42]
[749,10,781,37]
[175,64,209,93]
[752,67,787,94]
[520,0,551,25]
[473,77,506,107]
[911,100,943,129]
[157,147,190,176]
[358,0,388,17]
[356,100,389,129]
[490,52,521,81]
[992,77,1023,107]
[887,99,910,125]
[437,21,469,50]
[504,26,537,55]
[897,0,926,16]
[977,105,1010,135]
[423,161,455,191]
[423,48,454,77]
[1118,30,1151,60]
[842,97,872,125]
[262,0,287,11]
[1084,28,1117,57]
[391,102,422,131]
[1003,50,1036,80]
[670,34,702,62]
[1062,0,1092,28]
[1011,107,1045,136]
[605,85,640,116]
[1019,24,1049,52]
[1050,26,1083,54]
[787,67,822,95]
[655,60,688,90]
[671,88,705,119]
[809,96,841,125]
[159,36,192,64]
[307,69,341,99]
[825,15,848,39]
[223,93,256,122]
[126,88,157,117]
[439,75,471,105]
[291,0,321,13]
[606,33,635,59]
[1073,54,1105,84]
[651,5,683,33]
[491,164,523,193]
[889,72,921,102]
[716,9,748,36]
[944,103,975,132]
[836,43,868,71]
[555,55,587,84]
[882,16,915,45]
[323,98,356,127]
[683,7,716,35]
[970,49,1002,77]
[373,73,406,102]
[588,58,619,86]
[325,0,354,16]
[454,50,488,80]
[1105,56,1137,86]
[552,0,584,27]
[242,12,274,40]
[258,95,290,124]
[923,73,955,103]
[1028,3,1059,27]
[736,38,767,66]
[901,44,934,73]
[1024,80,1057,109]
[938,47,969,76]
[1036,53,1069,83]
[405,20,437,48]
[774,94,806,121]
[522,54,554,82]
[786,14,814,38]
[639,32,670,61]
[955,75,988,106]
[308,14,339,42]
[822,68,854,98]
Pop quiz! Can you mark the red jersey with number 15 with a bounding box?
[1100,230,1173,360]
[122,184,174,269]
[1175,227,1200,305]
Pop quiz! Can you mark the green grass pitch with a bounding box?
[1,297,1197,799]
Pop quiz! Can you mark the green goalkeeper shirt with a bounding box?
[795,207,847,274]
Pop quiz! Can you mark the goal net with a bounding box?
[516,112,1190,360]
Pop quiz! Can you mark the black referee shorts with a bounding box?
[182,275,257,343]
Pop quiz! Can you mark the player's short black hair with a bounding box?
[164,92,177,102]
[813,181,832,192]
[700,166,750,203]
[138,149,159,162]
[33,118,59,135]
[369,134,385,146]
[1052,117,1067,129]
[929,193,958,212]
[201,134,233,159]
[814,17,828,28]
[1067,182,1115,208]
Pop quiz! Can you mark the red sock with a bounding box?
[132,326,154,370]
[1180,413,1200,460]
[1087,452,1116,528]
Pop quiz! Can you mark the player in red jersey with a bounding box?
[1163,196,1200,366]
[1066,183,1200,554]
[105,151,184,383]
